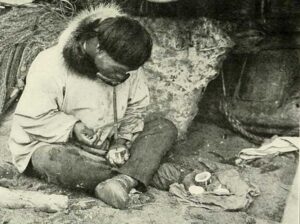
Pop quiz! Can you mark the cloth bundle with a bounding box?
[170,169,259,211]
[238,137,300,161]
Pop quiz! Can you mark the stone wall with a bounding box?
[139,18,233,137]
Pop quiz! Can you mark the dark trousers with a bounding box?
[29,118,177,191]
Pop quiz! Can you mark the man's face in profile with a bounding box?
[84,37,131,86]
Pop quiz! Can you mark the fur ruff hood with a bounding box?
[57,4,124,79]
[58,4,124,48]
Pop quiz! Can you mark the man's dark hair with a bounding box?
[63,16,152,78]
[97,17,152,70]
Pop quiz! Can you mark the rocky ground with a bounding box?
[0,104,298,224]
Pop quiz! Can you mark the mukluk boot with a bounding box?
[95,174,138,209]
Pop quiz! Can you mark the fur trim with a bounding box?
[59,3,124,78]
[59,3,123,48]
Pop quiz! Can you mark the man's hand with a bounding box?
[106,144,130,166]
[73,121,96,146]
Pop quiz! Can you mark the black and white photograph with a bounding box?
[0,0,299,223]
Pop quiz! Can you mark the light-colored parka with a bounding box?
[9,4,150,173]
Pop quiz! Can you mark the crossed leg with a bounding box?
[29,118,178,193]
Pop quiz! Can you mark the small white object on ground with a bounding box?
[195,171,211,183]
[188,185,205,195]
[213,184,230,195]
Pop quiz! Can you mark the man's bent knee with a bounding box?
[31,145,64,168]
[31,145,64,184]
[152,118,178,140]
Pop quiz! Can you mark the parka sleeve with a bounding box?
[117,69,150,141]
[13,53,79,143]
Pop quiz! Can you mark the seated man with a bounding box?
[9,5,177,209]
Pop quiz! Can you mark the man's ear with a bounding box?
[84,37,99,58]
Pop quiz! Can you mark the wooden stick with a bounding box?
[0,186,68,213]
[113,86,118,141]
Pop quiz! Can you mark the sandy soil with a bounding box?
[0,108,297,224]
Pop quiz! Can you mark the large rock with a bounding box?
[139,18,233,137]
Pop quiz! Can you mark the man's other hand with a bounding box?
[73,121,96,146]
[106,144,130,166]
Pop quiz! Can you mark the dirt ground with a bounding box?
[0,104,298,224]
